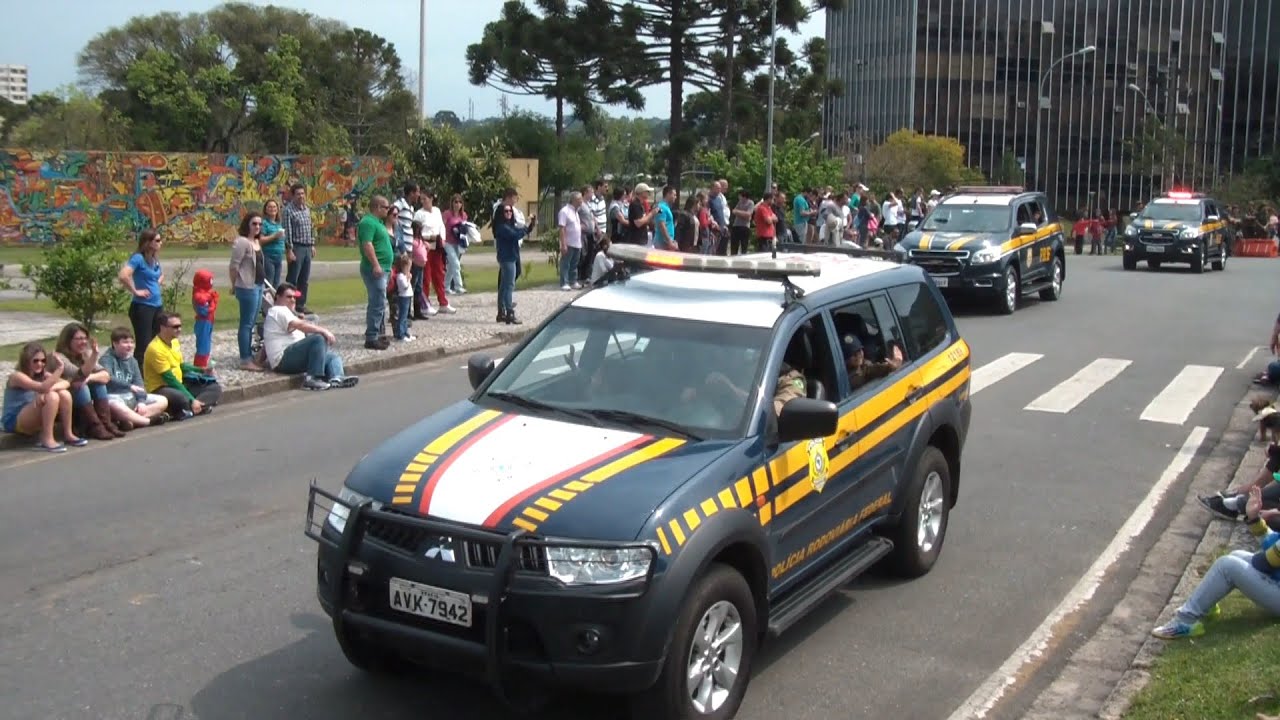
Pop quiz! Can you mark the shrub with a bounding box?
[23,215,130,332]
[161,259,196,313]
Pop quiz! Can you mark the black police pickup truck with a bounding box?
[1121,191,1229,273]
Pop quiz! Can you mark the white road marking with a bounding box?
[1024,358,1132,414]
[945,425,1209,720]
[970,353,1044,395]
[1140,364,1223,425]
[1237,345,1264,370]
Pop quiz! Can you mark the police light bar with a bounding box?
[1166,190,1201,199]
[606,244,822,277]
[954,185,1025,194]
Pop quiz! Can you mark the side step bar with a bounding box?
[766,537,894,638]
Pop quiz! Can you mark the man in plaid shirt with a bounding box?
[283,183,316,313]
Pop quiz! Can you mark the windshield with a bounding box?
[1139,203,1203,223]
[921,205,1010,233]
[479,307,770,439]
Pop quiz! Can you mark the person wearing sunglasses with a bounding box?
[230,212,267,371]
[261,282,358,391]
[143,312,222,418]
[2,342,83,453]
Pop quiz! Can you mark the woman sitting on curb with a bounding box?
[101,326,169,428]
[144,311,222,418]
[1153,486,1280,639]
[54,322,124,439]
[1,343,84,452]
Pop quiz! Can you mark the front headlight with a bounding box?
[327,486,376,534]
[971,246,1002,264]
[1124,225,1139,237]
[1180,227,1199,239]
[545,545,652,585]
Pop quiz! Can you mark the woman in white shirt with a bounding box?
[413,191,455,315]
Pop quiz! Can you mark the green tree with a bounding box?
[6,86,131,151]
[464,111,603,193]
[400,124,515,228]
[434,110,463,128]
[993,150,1026,186]
[22,214,130,332]
[699,137,844,195]
[865,131,974,192]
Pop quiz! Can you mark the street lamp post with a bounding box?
[1035,45,1095,195]
[1127,83,1167,193]
[418,0,427,121]
[763,0,779,195]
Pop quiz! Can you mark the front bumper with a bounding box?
[305,484,665,696]
[901,249,1005,293]
[1123,235,1201,261]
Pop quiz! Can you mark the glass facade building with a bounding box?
[824,0,1280,213]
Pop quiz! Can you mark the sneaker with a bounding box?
[400,334,416,342]
[424,305,439,316]
[439,305,456,315]
[1197,493,1242,521]
[1151,619,1205,639]
[571,282,582,290]
[364,338,390,350]
[329,376,359,389]
[302,375,330,391]
[561,284,572,291]
[1205,603,1222,621]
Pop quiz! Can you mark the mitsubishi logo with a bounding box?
[423,536,456,563]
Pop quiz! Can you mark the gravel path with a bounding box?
[0,286,577,388]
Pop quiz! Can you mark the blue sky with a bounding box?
[3,0,826,120]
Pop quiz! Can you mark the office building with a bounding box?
[0,65,29,105]
[824,1,1280,212]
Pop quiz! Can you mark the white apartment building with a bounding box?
[0,65,30,105]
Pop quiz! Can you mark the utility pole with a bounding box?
[763,0,778,195]
[418,0,427,122]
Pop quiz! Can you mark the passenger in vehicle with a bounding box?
[842,334,903,391]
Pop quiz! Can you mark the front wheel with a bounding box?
[631,564,758,720]
[1212,247,1226,271]
[1122,255,1137,271]
[1191,245,1205,273]
[887,446,952,578]
[1039,257,1063,301]
[996,264,1018,315]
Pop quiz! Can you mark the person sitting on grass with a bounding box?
[1,343,83,452]
[262,282,359,391]
[100,326,170,428]
[1152,485,1280,639]
[143,311,222,419]
[1200,442,1280,531]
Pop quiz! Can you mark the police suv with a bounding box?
[894,186,1066,315]
[305,244,973,719]
[1122,191,1229,272]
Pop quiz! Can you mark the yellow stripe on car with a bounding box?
[391,409,503,504]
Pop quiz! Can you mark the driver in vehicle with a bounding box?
[677,362,807,418]
[844,333,903,390]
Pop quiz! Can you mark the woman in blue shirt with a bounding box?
[260,199,286,287]
[117,229,165,368]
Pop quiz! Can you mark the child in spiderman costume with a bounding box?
[191,269,219,372]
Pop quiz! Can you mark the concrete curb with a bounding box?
[1019,386,1265,720]
[0,328,530,452]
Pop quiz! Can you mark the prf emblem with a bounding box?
[807,438,829,493]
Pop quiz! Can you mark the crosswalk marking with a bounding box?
[1140,365,1224,425]
[971,353,1044,395]
[1024,358,1132,414]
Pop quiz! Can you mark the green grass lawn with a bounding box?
[1123,549,1280,720]
[0,262,555,357]
[0,241,495,267]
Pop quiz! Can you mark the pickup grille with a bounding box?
[1139,231,1176,243]
[908,250,967,275]
[364,508,547,573]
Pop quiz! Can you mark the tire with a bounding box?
[887,446,952,578]
[630,564,758,720]
[1122,255,1137,271]
[996,264,1018,315]
[1191,245,1205,273]
[1212,246,1226,271]
[1148,259,1162,271]
[334,619,410,674]
[1039,256,1063,301]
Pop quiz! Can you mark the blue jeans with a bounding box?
[286,246,313,307]
[410,264,428,314]
[444,243,464,292]
[360,266,388,341]
[498,260,517,314]
[263,254,283,288]
[1175,550,1280,623]
[71,381,109,407]
[234,285,263,362]
[559,246,581,287]
[275,334,344,379]
[395,296,412,338]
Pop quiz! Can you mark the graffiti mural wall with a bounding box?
[0,149,395,246]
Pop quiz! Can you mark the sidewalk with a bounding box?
[0,252,501,281]
[0,285,577,451]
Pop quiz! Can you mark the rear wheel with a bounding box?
[887,446,952,578]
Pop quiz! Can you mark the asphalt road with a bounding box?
[2,252,1273,720]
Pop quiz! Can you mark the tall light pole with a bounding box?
[763,0,779,195]
[1035,45,1095,195]
[1128,82,1166,193]
[418,0,427,122]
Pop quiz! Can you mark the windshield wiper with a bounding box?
[486,392,596,424]
[582,408,704,441]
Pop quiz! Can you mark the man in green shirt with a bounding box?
[358,195,394,350]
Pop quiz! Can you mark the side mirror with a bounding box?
[776,397,840,444]
[1014,222,1038,237]
[467,353,496,390]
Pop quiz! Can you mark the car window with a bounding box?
[886,282,949,359]
[481,306,769,439]
[920,205,1011,233]
[1140,203,1202,222]
[831,294,903,398]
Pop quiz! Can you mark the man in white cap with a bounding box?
[626,183,658,246]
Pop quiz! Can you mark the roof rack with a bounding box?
[605,244,821,302]
[773,242,904,264]
[953,185,1026,195]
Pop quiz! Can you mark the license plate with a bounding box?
[1146,244,1165,253]
[931,276,949,287]
[388,577,472,627]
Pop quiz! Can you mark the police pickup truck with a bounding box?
[1122,191,1229,273]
